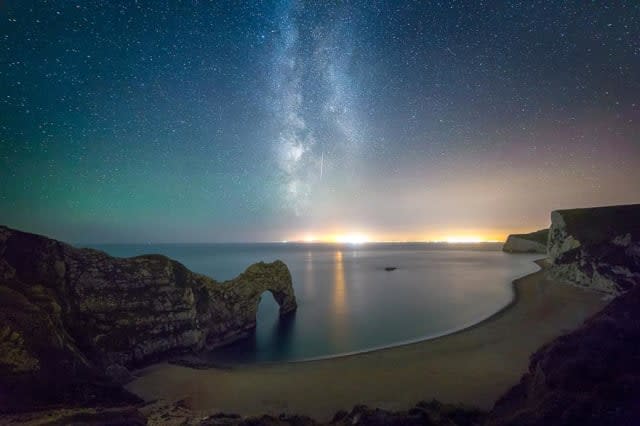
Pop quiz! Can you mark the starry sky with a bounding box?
[1,1,639,243]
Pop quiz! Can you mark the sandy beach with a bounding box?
[127,260,607,421]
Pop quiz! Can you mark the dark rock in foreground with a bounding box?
[488,277,640,426]
[2,400,485,425]
[502,229,548,254]
[0,225,296,412]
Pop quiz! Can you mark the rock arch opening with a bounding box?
[204,260,298,348]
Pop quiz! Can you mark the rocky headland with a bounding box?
[0,225,296,412]
[502,229,548,254]
[489,203,640,425]
[2,203,640,425]
[545,204,640,295]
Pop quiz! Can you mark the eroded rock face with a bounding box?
[502,229,548,254]
[0,225,296,411]
[545,204,640,294]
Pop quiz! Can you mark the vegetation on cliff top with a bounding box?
[554,204,640,246]
[507,229,549,245]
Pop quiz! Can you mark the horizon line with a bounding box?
[79,240,505,245]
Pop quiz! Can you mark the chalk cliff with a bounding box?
[502,229,548,254]
[486,204,640,426]
[545,204,640,294]
[0,225,296,410]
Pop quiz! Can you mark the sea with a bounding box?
[89,242,541,363]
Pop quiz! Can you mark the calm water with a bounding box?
[89,243,540,363]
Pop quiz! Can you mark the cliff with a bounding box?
[489,204,640,425]
[545,204,640,294]
[4,203,640,423]
[0,225,296,411]
[502,229,548,254]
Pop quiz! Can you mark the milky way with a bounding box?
[271,1,364,215]
[0,1,639,242]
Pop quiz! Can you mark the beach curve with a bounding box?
[127,260,607,421]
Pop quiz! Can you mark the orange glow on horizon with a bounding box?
[283,228,536,244]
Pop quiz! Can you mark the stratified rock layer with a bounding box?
[545,204,640,294]
[502,229,548,254]
[0,225,296,411]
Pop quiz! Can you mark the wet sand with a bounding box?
[127,261,607,421]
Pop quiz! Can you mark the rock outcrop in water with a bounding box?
[545,204,640,294]
[0,225,296,411]
[502,229,548,254]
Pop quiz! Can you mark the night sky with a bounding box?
[1,1,639,243]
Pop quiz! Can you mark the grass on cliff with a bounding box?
[509,228,549,245]
[557,204,640,246]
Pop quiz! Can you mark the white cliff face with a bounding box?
[545,262,621,294]
[502,236,546,253]
[545,206,640,295]
[502,229,549,254]
[547,211,581,262]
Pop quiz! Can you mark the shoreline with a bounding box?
[175,258,546,368]
[128,260,608,421]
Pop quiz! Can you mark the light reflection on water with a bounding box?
[331,250,347,345]
[304,250,315,298]
[90,242,540,363]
